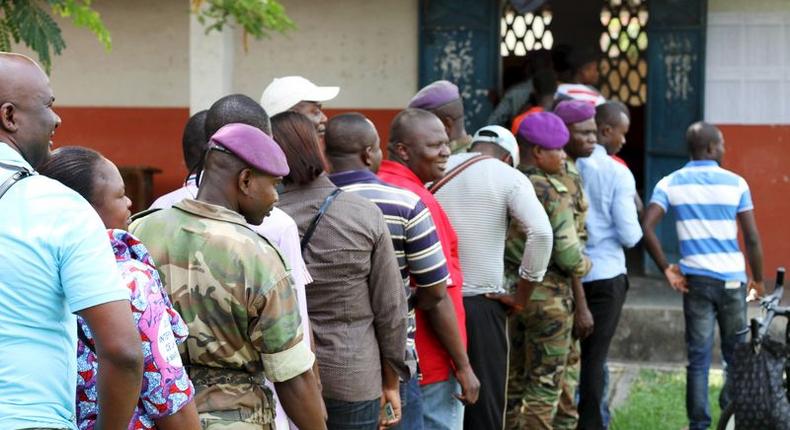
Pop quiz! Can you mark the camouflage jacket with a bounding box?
[505,165,591,287]
[129,199,313,422]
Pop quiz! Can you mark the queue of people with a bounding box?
[0,48,763,430]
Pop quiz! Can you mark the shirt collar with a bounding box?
[173,198,250,229]
[0,142,34,171]
[592,144,607,157]
[686,159,719,167]
[565,158,580,175]
[379,160,425,186]
[328,168,380,187]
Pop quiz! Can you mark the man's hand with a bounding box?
[378,386,402,429]
[486,293,522,314]
[573,303,594,340]
[664,264,688,293]
[453,364,480,405]
[747,279,765,302]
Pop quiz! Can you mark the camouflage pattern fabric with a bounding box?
[505,165,591,430]
[449,134,473,154]
[130,199,312,428]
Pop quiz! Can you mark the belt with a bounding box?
[186,364,266,387]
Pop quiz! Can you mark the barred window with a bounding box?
[599,0,649,106]
[501,4,554,57]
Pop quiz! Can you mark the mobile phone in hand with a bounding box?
[381,402,396,422]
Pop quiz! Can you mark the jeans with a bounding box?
[392,378,424,430]
[683,275,747,430]
[421,375,464,430]
[324,397,381,430]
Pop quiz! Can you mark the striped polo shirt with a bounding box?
[330,168,449,377]
[649,160,753,282]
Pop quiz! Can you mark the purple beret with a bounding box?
[208,123,290,177]
[518,112,569,150]
[408,80,461,109]
[553,99,596,124]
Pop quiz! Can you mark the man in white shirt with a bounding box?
[433,125,553,430]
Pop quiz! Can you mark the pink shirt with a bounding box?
[150,179,311,429]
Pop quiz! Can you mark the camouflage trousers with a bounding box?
[506,278,579,430]
[189,365,275,430]
[199,410,274,430]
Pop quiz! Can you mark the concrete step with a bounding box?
[608,276,787,365]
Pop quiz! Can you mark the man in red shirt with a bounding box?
[379,108,479,430]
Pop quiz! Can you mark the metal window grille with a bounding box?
[501,4,554,56]
[599,0,649,106]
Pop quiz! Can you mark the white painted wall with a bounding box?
[36,0,190,107]
[12,0,418,109]
[706,0,790,124]
[232,0,419,109]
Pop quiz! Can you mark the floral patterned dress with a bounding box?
[75,229,194,429]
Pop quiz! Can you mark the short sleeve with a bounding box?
[737,179,754,213]
[649,176,671,212]
[404,202,449,288]
[249,272,314,382]
[59,199,128,313]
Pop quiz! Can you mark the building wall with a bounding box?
[29,0,417,200]
[706,0,790,278]
[233,0,418,109]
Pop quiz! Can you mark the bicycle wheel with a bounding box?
[717,403,735,430]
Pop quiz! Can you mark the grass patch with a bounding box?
[610,369,723,430]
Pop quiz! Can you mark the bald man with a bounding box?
[0,53,143,429]
[326,113,457,430]
[378,109,479,430]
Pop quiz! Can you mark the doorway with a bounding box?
[497,0,650,272]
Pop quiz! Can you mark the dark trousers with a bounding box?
[683,275,746,430]
[463,295,508,430]
[324,397,381,430]
[578,274,628,430]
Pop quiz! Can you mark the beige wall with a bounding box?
[12,0,418,109]
[233,0,419,109]
[16,0,190,107]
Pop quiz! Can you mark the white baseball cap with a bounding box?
[472,125,520,168]
[260,76,340,116]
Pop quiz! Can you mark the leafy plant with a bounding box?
[192,0,295,51]
[0,0,111,72]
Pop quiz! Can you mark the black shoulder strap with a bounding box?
[0,164,33,200]
[300,188,343,253]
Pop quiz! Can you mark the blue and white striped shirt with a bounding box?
[649,160,753,282]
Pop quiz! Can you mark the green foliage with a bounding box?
[193,0,295,49]
[0,0,110,73]
[610,369,723,430]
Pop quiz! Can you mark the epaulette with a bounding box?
[547,175,568,193]
[129,207,162,223]
[529,170,568,194]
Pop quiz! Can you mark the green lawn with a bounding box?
[610,369,724,430]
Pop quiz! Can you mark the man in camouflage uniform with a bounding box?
[505,112,592,430]
[407,80,474,154]
[131,123,326,430]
